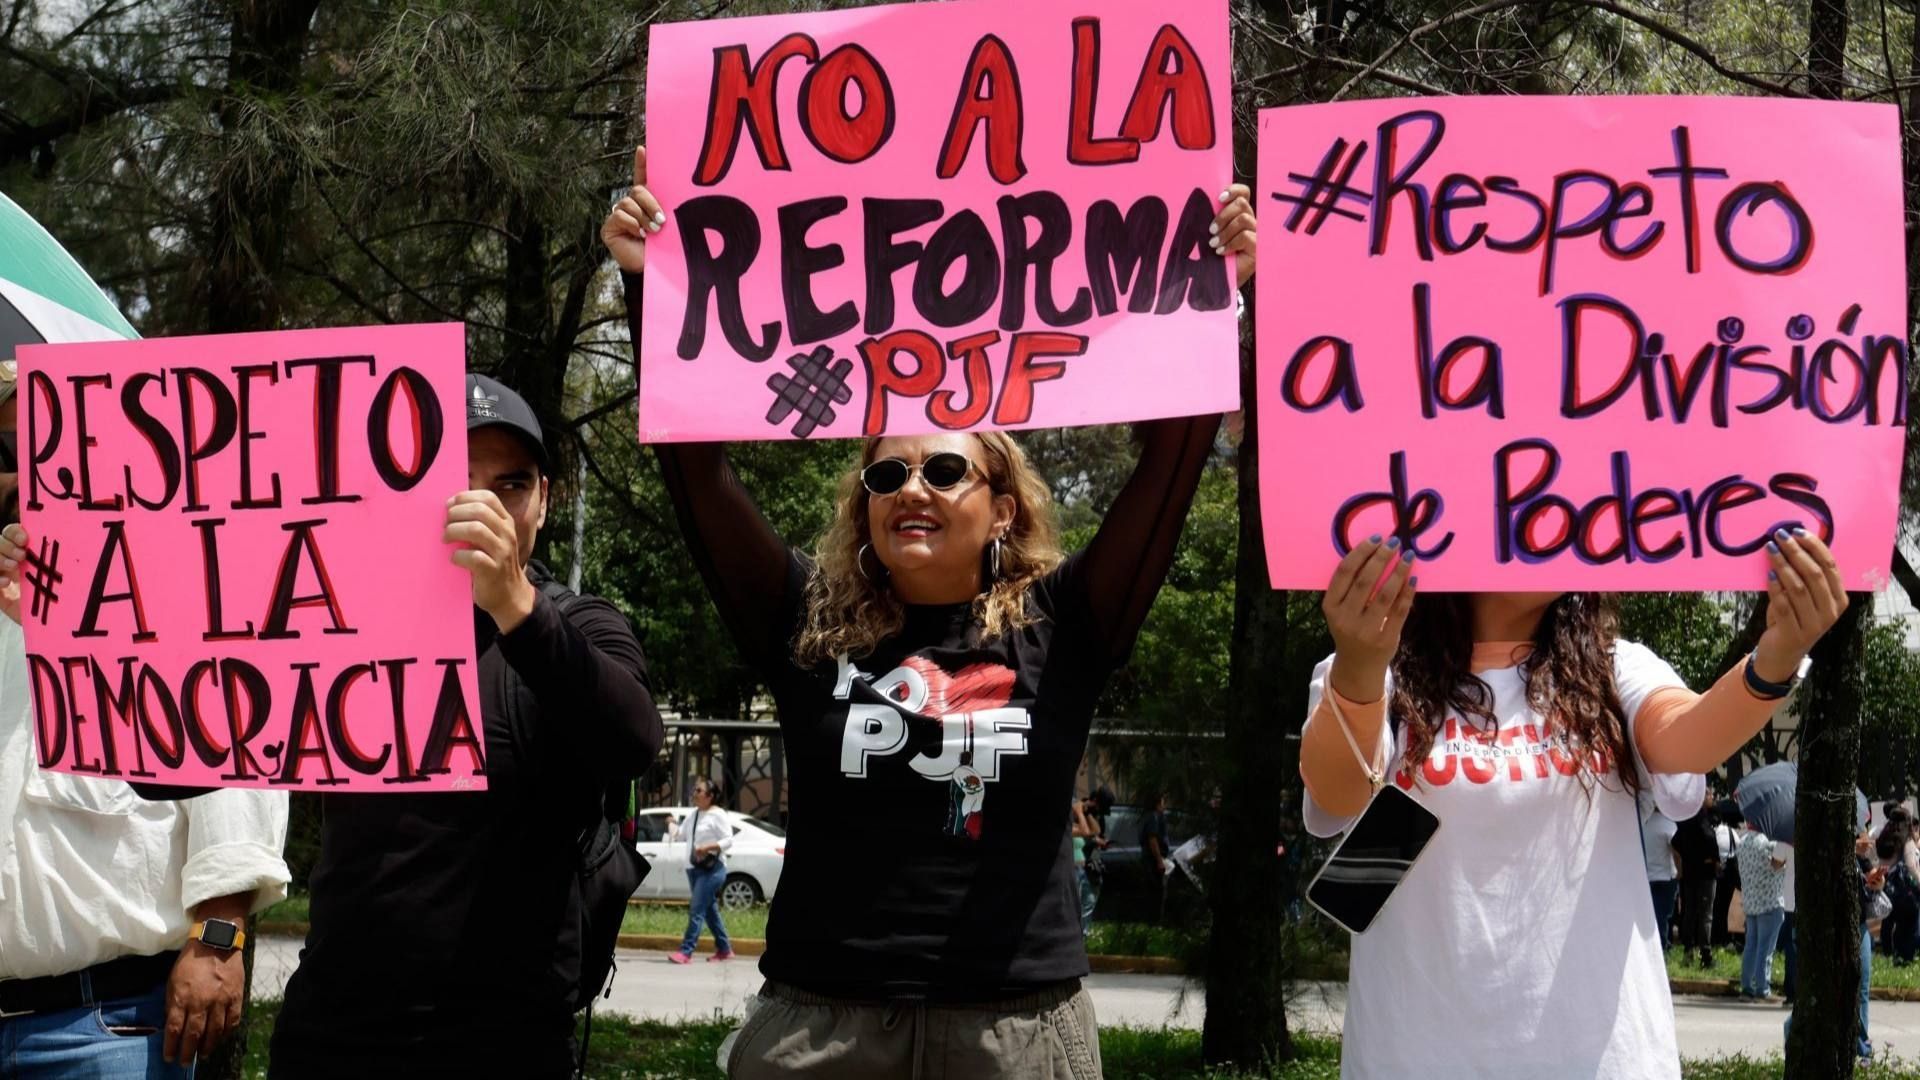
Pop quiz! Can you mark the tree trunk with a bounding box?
[1202,284,1295,1069]
[1784,593,1869,1076]
[1784,7,1857,1074]
[203,0,322,334]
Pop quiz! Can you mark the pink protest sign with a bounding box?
[16,323,486,791]
[1256,97,1906,591]
[638,0,1238,442]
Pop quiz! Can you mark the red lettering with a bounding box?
[993,332,1084,425]
[799,44,894,165]
[860,331,946,435]
[939,35,1026,185]
[1067,18,1138,166]
[928,331,999,430]
[695,35,820,186]
[1117,25,1215,149]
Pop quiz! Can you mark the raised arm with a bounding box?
[606,147,796,667]
[497,589,663,775]
[1635,529,1848,773]
[1075,183,1256,660]
[1077,414,1221,659]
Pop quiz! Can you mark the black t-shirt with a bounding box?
[269,570,662,1074]
[756,551,1112,997]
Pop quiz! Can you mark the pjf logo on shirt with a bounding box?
[834,655,1031,839]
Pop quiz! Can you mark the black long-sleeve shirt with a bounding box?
[269,562,662,1075]
[624,272,1218,998]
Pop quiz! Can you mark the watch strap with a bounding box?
[189,919,246,952]
[1744,651,1796,700]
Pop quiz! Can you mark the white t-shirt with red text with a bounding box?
[1304,641,1704,1080]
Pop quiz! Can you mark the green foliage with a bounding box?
[1618,593,1740,690]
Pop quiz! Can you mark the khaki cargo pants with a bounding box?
[724,979,1102,1079]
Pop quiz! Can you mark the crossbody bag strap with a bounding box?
[1325,690,1387,793]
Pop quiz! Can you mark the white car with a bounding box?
[633,807,786,908]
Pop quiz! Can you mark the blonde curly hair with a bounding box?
[793,433,1063,666]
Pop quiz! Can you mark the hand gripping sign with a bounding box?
[1256,97,1906,591]
[17,323,486,791]
[637,0,1239,442]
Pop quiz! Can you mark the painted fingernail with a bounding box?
[1767,541,1781,556]
[1769,570,1779,582]
[1386,536,1401,549]
[1219,189,1231,203]
[1401,548,1416,562]
[1793,526,1809,537]
[653,210,666,224]
[1368,534,1382,544]
[1775,527,1791,542]
[1209,222,1220,235]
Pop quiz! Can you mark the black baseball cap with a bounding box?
[466,373,549,473]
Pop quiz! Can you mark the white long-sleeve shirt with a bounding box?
[0,618,291,980]
[684,806,733,866]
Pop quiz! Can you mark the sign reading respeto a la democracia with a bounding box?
[638,0,1239,442]
[17,323,485,792]
[1257,97,1906,591]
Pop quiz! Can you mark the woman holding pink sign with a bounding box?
[605,144,1257,1078]
[1300,531,1848,1078]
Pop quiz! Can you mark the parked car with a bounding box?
[632,806,786,908]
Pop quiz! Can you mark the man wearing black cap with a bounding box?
[268,374,664,1078]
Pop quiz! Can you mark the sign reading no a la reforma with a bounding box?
[639,0,1239,442]
[1256,97,1906,591]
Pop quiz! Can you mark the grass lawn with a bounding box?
[261,894,1198,960]
[238,1000,1920,1078]
[1663,944,1920,993]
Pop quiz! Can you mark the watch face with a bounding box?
[200,919,238,949]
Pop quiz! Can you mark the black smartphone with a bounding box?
[1305,785,1441,935]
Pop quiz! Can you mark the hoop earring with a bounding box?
[985,536,1002,585]
[857,544,888,585]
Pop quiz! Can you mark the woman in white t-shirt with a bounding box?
[1299,529,1848,1079]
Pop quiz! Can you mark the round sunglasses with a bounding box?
[862,452,977,496]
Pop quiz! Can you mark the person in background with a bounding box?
[1642,794,1681,954]
[0,361,292,1077]
[1877,809,1920,965]
[1071,790,1112,937]
[1714,803,1743,950]
[1143,793,1172,923]
[1673,786,1722,970]
[672,778,733,965]
[1783,827,1882,1060]
[1778,839,1795,1005]
[1737,823,1789,1002]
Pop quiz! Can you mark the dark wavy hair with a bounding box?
[1389,592,1641,799]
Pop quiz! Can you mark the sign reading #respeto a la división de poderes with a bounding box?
[1257,97,1906,591]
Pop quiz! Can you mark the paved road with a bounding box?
[254,934,1920,1060]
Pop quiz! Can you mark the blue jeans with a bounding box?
[1077,868,1099,936]
[1860,922,1873,1055]
[1649,881,1679,953]
[1785,924,1872,1058]
[0,980,193,1078]
[681,861,732,955]
[1743,908,1785,996]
